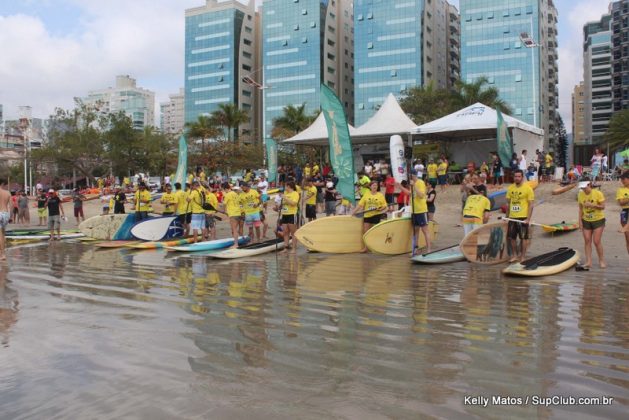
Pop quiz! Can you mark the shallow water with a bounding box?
[1,242,628,419]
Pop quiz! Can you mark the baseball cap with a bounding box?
[48,189,54,193]
[578,181,591,189]
[326,181,334,188]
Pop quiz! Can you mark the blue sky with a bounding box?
[0,0,612,132]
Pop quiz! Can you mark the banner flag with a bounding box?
[174,133,188,191]
[496,109,513,168]
[265,137,278,183]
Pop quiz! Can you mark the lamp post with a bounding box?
[520,25,540,128]
[19,117,29,194]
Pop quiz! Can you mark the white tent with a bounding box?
[351,93,417,141]
[283,112,358,146]
[411,103,544,164]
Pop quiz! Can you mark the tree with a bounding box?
[185,114,221,151]
[554,115,569,169]
[104,111,142,176]
[211,103,250,143]
[271,103,317,139]
[203,140,263,175]
[452,77,514,115]
[399,82,453,124]
[606,109,629,150]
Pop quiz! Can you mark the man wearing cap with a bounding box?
[578,180,606,269]
[617,171,629,262]
[45,188,65,240]
[506,169,535,262]
[427,159,438,186]
[239,182,262,242]
[133,183,151,222]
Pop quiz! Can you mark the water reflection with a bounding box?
[0,268,18,347]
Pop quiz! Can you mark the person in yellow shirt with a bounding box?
[544,152,554,182]
[312,163,320,176]
[437,157,448,192]
[174,182,190,236]
[239,183,262,242]
[186,181,207,243]
[221,183,244,249]
[204,185,219,241]
[358,171,371,198]
[462,190,491,235]
[427,159,438,186]
[304,178,318,222]
[160,183,177,216]
[578,180,606,269]
[352,180,387,236]
[280,181,300,253]
[617,172,629,261]
[506,169,535,262]
[133,182,152,222]
[304,164,312,179]
[398,171,432,255]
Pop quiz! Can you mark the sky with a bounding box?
[0,0,612,133]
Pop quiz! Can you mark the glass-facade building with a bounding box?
[262,0,354,138]
[184,0,258,137]
[354,0,424,126]
[461,0,558,145]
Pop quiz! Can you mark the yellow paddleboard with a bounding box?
[527,180,539,190]
[362,218,438,255]
[294,215,364,253]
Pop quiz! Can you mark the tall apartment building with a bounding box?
[184,0,260,141]
[460,0,559,147]
[354,0,460,126]
[611,0,629,111]
[262,0,354,138]
[572,82,587,145]
[583,13,613,145]
[160,89,186,135]
[84,75,155,129]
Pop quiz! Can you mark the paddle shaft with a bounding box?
[499,217,551,229]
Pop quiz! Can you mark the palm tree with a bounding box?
[211,103,250,143]
[399,82,453,124]
[605,109,629,150]
[271,103,317,140]
[185,115,221,152]
[452,77,514,115]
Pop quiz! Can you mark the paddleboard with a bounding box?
[390,135,407,184]
[6,233,84,241]
[126,237,196,249]
[527,179,539,190]
[552,183,577,195]
[460,221,521,265]
[503,248,579,276]
[130,216,184,241]
[166,236,250,252]
[209,238,285,259]
[79,214,142,240]
[488,190,506,211]
[294,215,364,253]
[96,240,143,248]
[542,221,579,233]
[411,245,465,264]
[362,218,438,255]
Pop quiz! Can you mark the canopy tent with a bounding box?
[282,112,358,146]
[411,103,544,165]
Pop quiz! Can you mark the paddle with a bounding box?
[276,196,284,255]
[352,207,388,218]
[499,216,555,230]
[417,244,458,257]
[522,247,573,271]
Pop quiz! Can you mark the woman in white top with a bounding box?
[590,148,603,180]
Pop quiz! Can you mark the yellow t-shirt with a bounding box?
[204,191,218,215]
[506,183,535,218]
[305,185,317,205]
[578,189,605,222]
[545,154,553,166]
[437,162,448,176]
[239,189,260,215]
[223,191,242,217]
[312,164,320,175]
[304,166,311,177]
[412,179,428,214]
[282,191,300,215]
[359,175,371,197]
[135,190,152,212]
[463,194,491,221]
[199,171,207,182]
[358,191,387,218]
[427,164,438,178]
[188,189,205,214]
[161,192,177,213]
[176,190,189,215]
[616,187,629,209]
[187,174,194,183]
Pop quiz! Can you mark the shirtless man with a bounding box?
[0,178,12,261]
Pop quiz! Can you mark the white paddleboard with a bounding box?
[209,238,286,259]
[131,216,183,241]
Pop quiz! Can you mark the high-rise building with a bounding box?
[572,82,587,145]
[583,12,612,145]
[460,0,559,147]
[262,0,354,138]
[160,89,186,135]
[185,0,260,141]
[611,0,629,111]
[354,0,460,126]
[84,75,156,129]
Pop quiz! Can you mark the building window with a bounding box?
[465,15,472,22]
[391,70,397,77]
[328,39,335,46]
[503,27,510,34]
[503,10,509,17]
[367,12,373,19]
[242,90,251,97]
[302,9,307,15]
[243,52,252,58]
[526,6,533,14]
[514,8,521,16]
[294,24,299,31]
[358,14,364,21]
[327,81,335,88]
[358,103,365,109]
[245,26,252,33]
[487,11,494,19]
[327,67,335,74]
[282,40,288,46]
[367,42,374,49]
[310,21,316,28]
[515,41,522,49]
[244,39,252,46]
[488,76,495,83]
[527,107,534,114]
[515,75,522,82]
[218,76,224,82]
[515,108,522,115]
[328,53,335,60]
[242,64,251,71]
[476,13,482,20]
[302,37,308,43]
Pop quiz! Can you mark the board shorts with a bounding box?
[178,213,192,225]
[261,193,269,203]
[621,209,628,226]
[412,212,428,227]
[74,207,84,218]
[582,218,605,230]
[305,204,317,219]
[316,192,324,204]
[428,177,437,186]
[507,218,531,240]
[280,214,295,225]
[205,214,216,229]
[325,201,337,216]
[385,193,394,205]
[245,212,262,228]
[190,213,205,230]
[38,208,46,217]
[48,215,61,229]
[437,175,447,185]
[364,214,383,225]
[230,215,243,223]
[0,211,10,230]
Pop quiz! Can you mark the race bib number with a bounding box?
[585,212,594,219]
[511,205,521,213]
